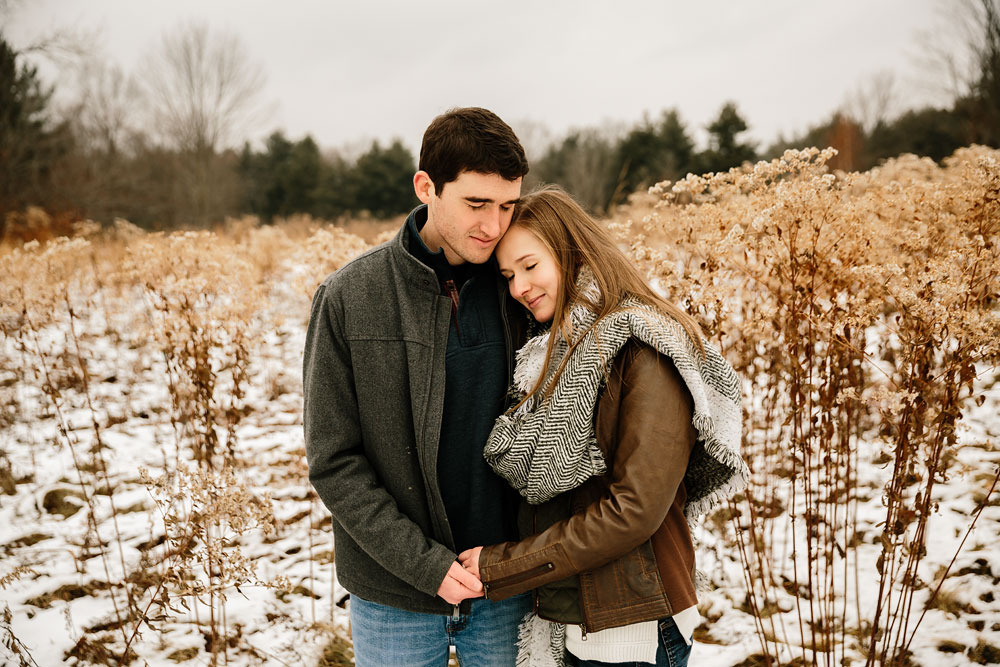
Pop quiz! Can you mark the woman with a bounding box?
[457,186,748,666]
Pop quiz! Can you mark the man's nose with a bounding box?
[479,206,501,238]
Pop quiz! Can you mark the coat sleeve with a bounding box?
[479,343,696,600]
[303,281,456,597]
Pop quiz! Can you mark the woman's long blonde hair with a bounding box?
[511,185,704,406]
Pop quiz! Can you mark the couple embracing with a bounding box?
[303,107,749,666]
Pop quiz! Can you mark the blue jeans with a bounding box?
[570,617,692,667]
[349,593,532,666]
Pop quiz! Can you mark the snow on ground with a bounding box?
[2,277,998,666]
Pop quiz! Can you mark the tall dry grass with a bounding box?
[2,150,998,664]
[615,145,1000,665]
[0,216,367,665]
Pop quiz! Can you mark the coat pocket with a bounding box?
[579,539,671,631]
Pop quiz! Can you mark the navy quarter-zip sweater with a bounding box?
[406,209,516,553]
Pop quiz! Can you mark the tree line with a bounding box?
[2,0,998,232]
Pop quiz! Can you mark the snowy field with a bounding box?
[2,246,999,666]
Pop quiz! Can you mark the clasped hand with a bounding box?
[436,546,485,604]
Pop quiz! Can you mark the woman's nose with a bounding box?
[511,275,529,297]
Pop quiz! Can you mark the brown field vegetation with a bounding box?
[616,145,1000,665]
[1,146,998,665]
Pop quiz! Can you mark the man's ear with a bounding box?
[413,171,435,204]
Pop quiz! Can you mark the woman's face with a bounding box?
[496,224,561,323]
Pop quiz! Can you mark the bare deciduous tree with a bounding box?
[510,118,554,164]
[70,58,141,156]
[141,22,267,155]
[968,0,1000,140]
[918,0,1000,102]
[134,22,269,225]
[843,70,898,133]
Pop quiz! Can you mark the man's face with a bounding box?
[415,170,522,265]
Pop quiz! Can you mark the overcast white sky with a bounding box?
[4,0,961,157]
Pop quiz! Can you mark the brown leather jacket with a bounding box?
[479,341,698,633]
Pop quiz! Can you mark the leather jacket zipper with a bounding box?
[484,562,554,596]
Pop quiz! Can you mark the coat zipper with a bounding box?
[484,562,554,597]
[443,279,462,343]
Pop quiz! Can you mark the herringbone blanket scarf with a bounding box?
[485,292,748,519]
[483,283,749,667]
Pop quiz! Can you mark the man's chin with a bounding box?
[460,247,495,264]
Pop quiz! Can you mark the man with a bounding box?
[303,107,530,665]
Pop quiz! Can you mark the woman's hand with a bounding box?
[458,546,483,578]
[436,561,483,604]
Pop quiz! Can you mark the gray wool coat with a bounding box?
[303,212,522,614]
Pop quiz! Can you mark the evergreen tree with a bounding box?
[867,108,970,164]
[261,131,294,219]
[0,36,69,220]
[613,109,694,203]
[352,139,417,218]
[239,131,318,221]
[280,135,321,215]
[312,152,356,220]
[238,141,266,216]
[238,134,416,220]
[696,102,758,174]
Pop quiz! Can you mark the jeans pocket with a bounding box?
[658,617,692,667]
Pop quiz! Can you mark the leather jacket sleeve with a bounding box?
[479,342,697,600]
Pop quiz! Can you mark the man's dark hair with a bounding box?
[419,107,528,194]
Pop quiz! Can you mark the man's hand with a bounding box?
[457,546,483,579]
[437,561,483,604]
